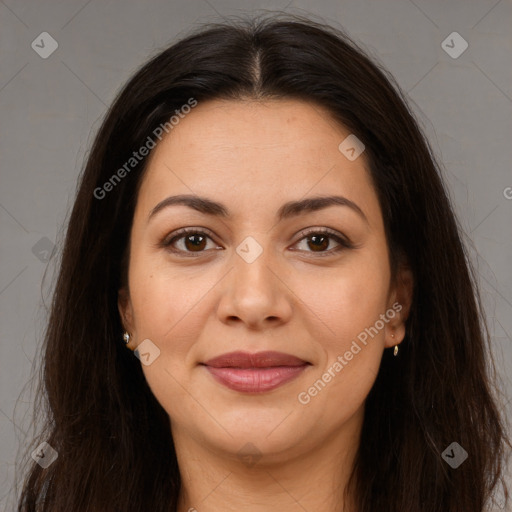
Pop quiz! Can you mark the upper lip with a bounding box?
[202,351,309,368]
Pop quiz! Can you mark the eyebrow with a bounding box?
[148,194,368,224]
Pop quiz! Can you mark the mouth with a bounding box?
[201,351,311,393]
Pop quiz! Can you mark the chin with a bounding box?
[198,407,313,455]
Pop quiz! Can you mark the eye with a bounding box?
[161,227,353,257]
[162,227,221,256]
[291,228,353,256]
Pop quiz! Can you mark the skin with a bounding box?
[118,98,413,512]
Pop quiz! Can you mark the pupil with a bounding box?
[186,234,206,251]
[309,235,328,251]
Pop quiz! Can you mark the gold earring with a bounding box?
[123,331,134,350]
[391,333,399,356]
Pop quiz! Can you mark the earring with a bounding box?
[123,332,135,351]
[391,333,399,356]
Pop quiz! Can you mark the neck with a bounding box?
[173,408,363,512]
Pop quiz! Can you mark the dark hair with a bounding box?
[16,12,509,512]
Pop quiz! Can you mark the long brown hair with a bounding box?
[16,13,510,511]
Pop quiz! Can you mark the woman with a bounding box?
[17,13,509,512]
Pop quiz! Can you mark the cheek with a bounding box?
[294,247,390,404]
[300,252,390,349]
[129,270,206,340]
[127,264,212,418]
[127,249,226,371]
[295,277,389,423]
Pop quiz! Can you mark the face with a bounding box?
[119,98,412,463]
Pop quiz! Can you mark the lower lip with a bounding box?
[204,365,308,393]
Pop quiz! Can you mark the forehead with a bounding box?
[136,98,381,228]
[150,98,353,163]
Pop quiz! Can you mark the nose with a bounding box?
[215,236,293,330]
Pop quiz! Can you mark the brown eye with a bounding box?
[292,228,353,256]
[163,228,220,256]
[162,227,353,258]
[181,233,207,252]
[306,234,330,252]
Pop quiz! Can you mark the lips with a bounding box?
[202,351,310,393]
[204,351,308,368]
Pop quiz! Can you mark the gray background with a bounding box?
[1,0,511,509]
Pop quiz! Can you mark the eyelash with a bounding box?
[161,227,354,258]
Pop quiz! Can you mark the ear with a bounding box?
[118,286,134,336]
[384,262,414,349]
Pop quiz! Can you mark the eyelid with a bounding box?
[162,226,217,245]
[293,226,353,247]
